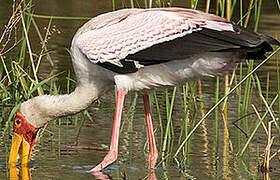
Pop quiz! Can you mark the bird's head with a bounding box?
[8,112,39,166]
[8,97,51,167]
[8,94,85,166]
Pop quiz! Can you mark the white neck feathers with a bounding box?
[19,83,104,128]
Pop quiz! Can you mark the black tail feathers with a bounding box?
[246,34,279,60]
[260,34,280,46]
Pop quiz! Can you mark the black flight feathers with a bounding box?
[97,24,280,74]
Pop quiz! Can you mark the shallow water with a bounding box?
[1,0,280,180]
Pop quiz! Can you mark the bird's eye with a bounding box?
[16,119,21,125]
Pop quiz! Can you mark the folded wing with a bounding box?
[76,8,278,74]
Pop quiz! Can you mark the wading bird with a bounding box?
[9,8,279,172]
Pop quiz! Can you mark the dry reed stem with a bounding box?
[222,112,233,152]
[251,104,268,135]
[244,0,255,28]
[222,69,236,111]
[198,81,205,117]
[262,121,273,178]
[269,148,280,161]
[31,123,49,159]
[205,0,210,13]
[19,8,43,96]
[12,61,37,87]
[0,38,23,56]
[254,92,280,177]
[226,0,231,20]
[0,0,23,55]
[20,10,39,85]
[13,62,28,98]
[199,0,210,118]
[258,93,279,131]
[222,0,232,114]
[31,17,54,68]
[0,55,12,84]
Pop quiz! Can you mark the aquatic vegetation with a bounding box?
[0,0,280,179]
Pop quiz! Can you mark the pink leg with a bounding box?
[143,94,158,169]
[90,90,126,172]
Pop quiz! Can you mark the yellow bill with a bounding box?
[9,132,31,167]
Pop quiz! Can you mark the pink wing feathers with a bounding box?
[76,8,235,66]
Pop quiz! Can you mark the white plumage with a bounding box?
[76,8,234,64]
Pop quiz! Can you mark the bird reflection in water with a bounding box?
[91,168,157,180]
[8,165,157,180]
[9,166,31,180]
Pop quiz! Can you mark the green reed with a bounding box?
[0,0,81,135]
[277,52,280,132]
[182,82,197,161]
[238,94,279,156]
[175,47,280,157]
[178,84,190,147]
[161,88,176,165]
[0,1,279,178]
[237,0,266,155]
[153,91,163,148]
[112,0,116,11]
[108,0,280,171]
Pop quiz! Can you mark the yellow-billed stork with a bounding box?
[8,8,279,172]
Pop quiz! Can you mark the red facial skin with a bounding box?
[13,112,38,152]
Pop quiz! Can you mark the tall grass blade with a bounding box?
[27,72,64,97]
[175,47,280,157]
[112,0,116,11]
[27,13,91,20]
[162,87,176,163]
[238,95,278,156]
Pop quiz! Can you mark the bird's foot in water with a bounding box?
[90,150,118,172]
